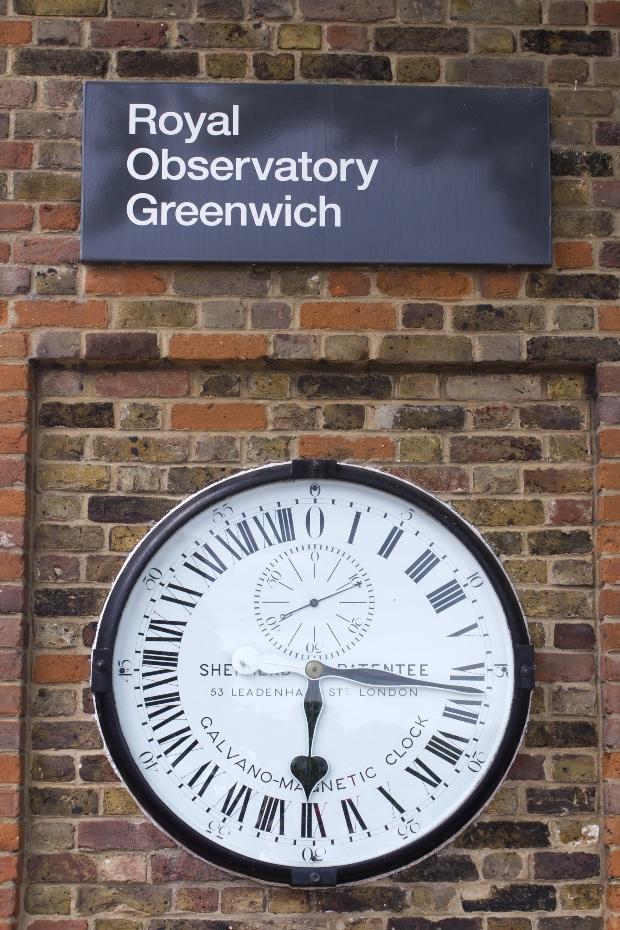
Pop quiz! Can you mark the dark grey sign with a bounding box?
[81,82,551,265]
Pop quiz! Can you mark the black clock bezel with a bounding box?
[93,459,533,887]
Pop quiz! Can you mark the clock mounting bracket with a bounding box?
[290,458,340,480]
[516,644,536,690]
[91,646,113,693]
[290,866,338,887]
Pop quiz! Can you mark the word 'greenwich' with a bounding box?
[126,103,380,229]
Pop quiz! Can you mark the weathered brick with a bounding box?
[301,53,392,80]
[117,50,199,77]
[15,48,108,74]
[300,0,395,17]
[522,29,612,55]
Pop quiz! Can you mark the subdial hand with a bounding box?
[231,648,484,695]
[279,580,363,620]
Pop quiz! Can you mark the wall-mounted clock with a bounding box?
[92,460,534,886]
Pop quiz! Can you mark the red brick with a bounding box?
[0,22,32,45]
[90,20,168,47]
[594,1,620,24]
[0,621,24,649]
[171,403,266,431]
[0,205,33,232]
[298,435,395,460]
[601,588,620,615]
[600,306,620,332]
[535,651,595,682]
[85,267,167,295]
[13,300,107,329]
[0,554,24,582]
[479,271,523,298]
[300,301,395,330]
[377,269,473,298]
[599,366,620,394]
[39,204,80,233]
[600,496,620,520]
[168,334,267,361]
[602,559,620,583]
[0,80,34,108]
[12,237,79,264]
[0,428,27,455]
[0,334,28,359]
[0,757,20,785]
[605,624,620,652]
[0,824,19,854]
[328,270,371,296]
[548,498,592,524]
[0,686,23,716]
[601,430,620,458]
[554,240,593,269]
[0,790,19,819]
[94,370,189,397]
[0,885,17,917]
[78,820,175,851]
[0,491,26,518]
[600,527,620,554]
[0,396,28,422]
[0,459,26,487]
[0,522,24,549]
[326,24,369,50]
[0,142,32,170]
[0,855,18,883]
[32,655,90,684]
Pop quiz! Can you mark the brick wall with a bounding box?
[1,1,620,930]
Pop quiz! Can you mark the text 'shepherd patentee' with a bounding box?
[126,104,378,230]
[81,82,552,264]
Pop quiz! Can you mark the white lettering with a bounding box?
[356,157,379,191]
[126,148,158,181]
[129,104,156,135]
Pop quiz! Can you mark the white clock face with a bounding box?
[96,464,530,885]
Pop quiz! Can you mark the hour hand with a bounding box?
[290,677,328,800]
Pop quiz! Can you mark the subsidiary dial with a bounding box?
[254,543,374,660]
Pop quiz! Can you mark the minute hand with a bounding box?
[312,661,483,695]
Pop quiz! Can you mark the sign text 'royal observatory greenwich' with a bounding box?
[81,82,551,265]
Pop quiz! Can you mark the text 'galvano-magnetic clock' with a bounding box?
[92,460,534,886]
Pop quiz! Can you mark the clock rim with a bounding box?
[92,459,533,887]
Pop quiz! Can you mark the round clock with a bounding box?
[92,460,533,886]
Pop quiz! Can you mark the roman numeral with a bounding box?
[255,795,286,834]
[451,662,485,682]
[159,726,198,768]
[341,798,367,834]
[144,691,181,719]
[142,649,178,669]
[188,761,220,797]
[300,802,327,838]
[443,699,481,725]
[183,545,227,583]
[377,785,405,814]
[160,581,203,611]
[406,758,442,789]
[426,730,469,766]
[253,507,296,546]
[146,614,186,643]
[215,523,259,561]
[427,579,466,613]
[378,527,403,559]
[348,511,361,545]
[221,783,254,822]
[405,548,440,583]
